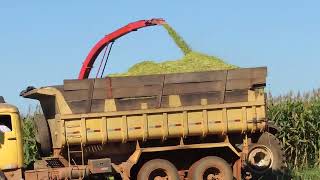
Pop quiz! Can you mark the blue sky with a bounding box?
[0,1,319,114]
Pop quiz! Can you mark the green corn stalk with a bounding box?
[22,107,42,167]
[22,116,39,166]
[268,90,320,170]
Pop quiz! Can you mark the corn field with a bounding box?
[22,109,40,167]
[268,90,320,170]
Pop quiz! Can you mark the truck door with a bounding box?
[0,114,19,170]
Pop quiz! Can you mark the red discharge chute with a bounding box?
[78,18,165,79]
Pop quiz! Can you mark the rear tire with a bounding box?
[137,159,179,180]
[249,132,287,179]
[188,156,233,180]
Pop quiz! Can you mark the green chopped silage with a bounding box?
[110,23,237,77]
[162,23,192,55]
[110,52,237,76]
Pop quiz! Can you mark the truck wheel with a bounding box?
[137,159,179,180]
[248,132,287,179]
[188,156,233,180]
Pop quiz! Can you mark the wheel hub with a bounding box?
[154,176,168,180]
[206,174,223,180]
[247,145,273,172]
[204,167,224,180]
[150,169,169,180]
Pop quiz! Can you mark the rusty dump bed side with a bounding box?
[22,67,267,148]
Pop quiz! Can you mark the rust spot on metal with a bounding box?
[69,131,80,134]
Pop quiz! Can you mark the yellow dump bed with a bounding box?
[23,67,267,148]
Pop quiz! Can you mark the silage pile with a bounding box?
[111,23,237,76]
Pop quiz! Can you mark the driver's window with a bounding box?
[0,115,12,132]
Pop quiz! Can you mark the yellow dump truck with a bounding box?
[0,67,285,180]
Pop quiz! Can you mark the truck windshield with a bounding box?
[0,115,12,132]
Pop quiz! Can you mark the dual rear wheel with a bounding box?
[137,159,179,180]
[188,156,233,180]
[137,156,233,180]
[136,133,285,180]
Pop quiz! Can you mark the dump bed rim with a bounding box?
[59,100,265,120]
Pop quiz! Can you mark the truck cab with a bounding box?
[0,96,23,179]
